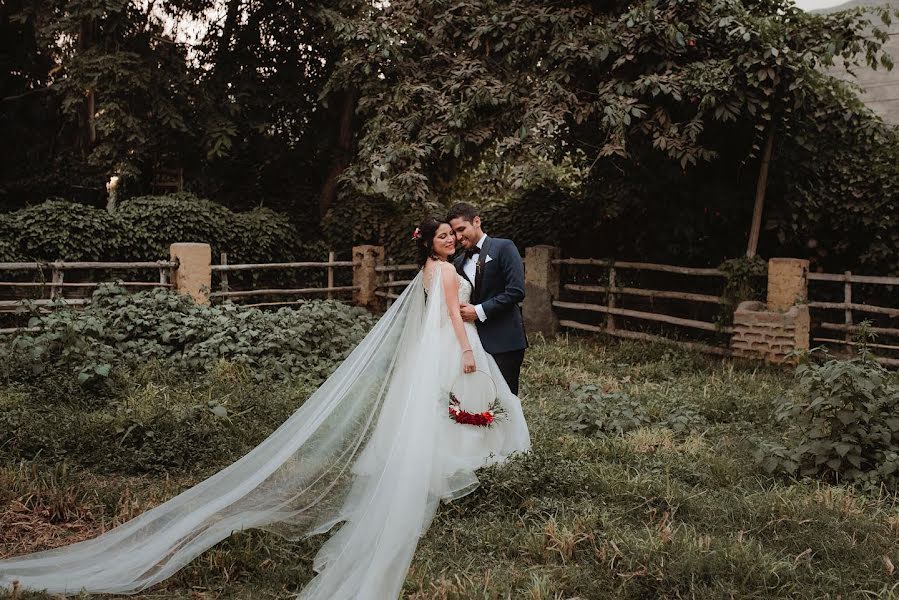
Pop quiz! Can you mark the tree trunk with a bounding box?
[746,123,776,258]
[319,87,358,218]
[214,0,243,76]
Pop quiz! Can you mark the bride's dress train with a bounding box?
[0,267,530,599]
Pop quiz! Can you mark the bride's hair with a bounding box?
[415,216,449,267]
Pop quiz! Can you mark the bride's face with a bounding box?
[431,223,456,259]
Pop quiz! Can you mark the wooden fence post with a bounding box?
[327,251,336,300]
[353,245,384,309]
[170,243,212,304]
[606,265,617,332]
[523,245,560,337]
[843,271,853,344]
[220,252,229,294]
[50,263,64,300]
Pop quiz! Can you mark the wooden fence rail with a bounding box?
[547,255,734,357]
[373,264,418,306]
[553,258,723,277]
[806,269,899,367]
[0,260,176,313]
[211,253,358,306]
[3,245,896,370]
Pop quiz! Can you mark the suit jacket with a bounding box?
[454,236,528,355]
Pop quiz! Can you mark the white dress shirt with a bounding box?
[463,234,488,322]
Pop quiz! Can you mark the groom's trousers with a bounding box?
[490,349,525,396]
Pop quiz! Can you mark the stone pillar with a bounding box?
[353,245,384,310]
[767,258,809,311]
[730,257,811,363]
[523,245,560,337]
[170,243,212,304]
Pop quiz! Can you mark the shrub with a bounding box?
[563,383,709,438]
[2,285,377,386]
[0,194,323,265]
[321,191,422,264]
[564,385,651,436]
[5,199,123,261]
[755,351,899,487]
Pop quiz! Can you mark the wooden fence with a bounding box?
[210,252,358,308]
[0,260,175,310]
[2,242,896,368]
[374,263,418,307]
[806,271,899,367]
[549,257,736,357]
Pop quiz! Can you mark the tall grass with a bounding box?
[2,335,898,599]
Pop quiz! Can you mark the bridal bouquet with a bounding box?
[448,391,505,427]
[447,370,505,427]
[449,392,505,427]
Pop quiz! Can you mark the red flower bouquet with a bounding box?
[448,391,505,427]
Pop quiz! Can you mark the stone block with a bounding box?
[767,258,809,311]
[523,245,560,337]
[170,243,211,304]
[353,245,384,310]
[729,298,809,363]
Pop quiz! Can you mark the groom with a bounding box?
[447,203,528,395]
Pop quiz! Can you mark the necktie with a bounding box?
[465,247,480,260]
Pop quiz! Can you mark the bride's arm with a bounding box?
[441,265,477,373]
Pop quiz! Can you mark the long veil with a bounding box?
[0,270,462,599]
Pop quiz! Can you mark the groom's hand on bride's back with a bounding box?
[459,304,479,322]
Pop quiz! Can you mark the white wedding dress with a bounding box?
[0,263,531,599]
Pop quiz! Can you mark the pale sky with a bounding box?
[794,0,850,9]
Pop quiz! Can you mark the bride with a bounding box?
[0,217,531,599]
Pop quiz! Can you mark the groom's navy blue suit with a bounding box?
[454,236,528,394]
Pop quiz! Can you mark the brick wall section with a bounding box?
[732,301,810,364]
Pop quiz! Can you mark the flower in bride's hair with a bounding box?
[411,227,421,241]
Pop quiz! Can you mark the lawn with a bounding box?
[2,334,898,599]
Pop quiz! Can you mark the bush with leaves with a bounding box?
[563,383,707,437]
[755,350,899,487]
[2,285,377,386]
[321,191,422,264]
[0,194,325,263]
[7,200,123,262]
[716,255,768,326]
[564,386,651,436]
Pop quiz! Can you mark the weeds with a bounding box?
[2,335,898,599]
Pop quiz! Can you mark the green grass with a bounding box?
[3,334,899,599]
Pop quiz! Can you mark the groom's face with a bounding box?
[449,216,482,250]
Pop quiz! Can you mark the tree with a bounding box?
[1,0,356,220]
[324,0,897,269]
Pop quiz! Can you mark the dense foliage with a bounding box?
[1,0,343,217]
[2,0,898,273]
[0,194,326,264]
[5,336,899,597]
[324,0,898,271]
[2,284,376,386]
[757,348,899,487]
[564,383,706,437]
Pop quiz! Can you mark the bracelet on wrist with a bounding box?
[462,349,473,354]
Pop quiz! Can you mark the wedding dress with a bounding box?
[0,263,531,599]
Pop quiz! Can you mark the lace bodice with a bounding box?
[422,264,472,305]
[456,272,472,304]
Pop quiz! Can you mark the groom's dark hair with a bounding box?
[446,202,479,223]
